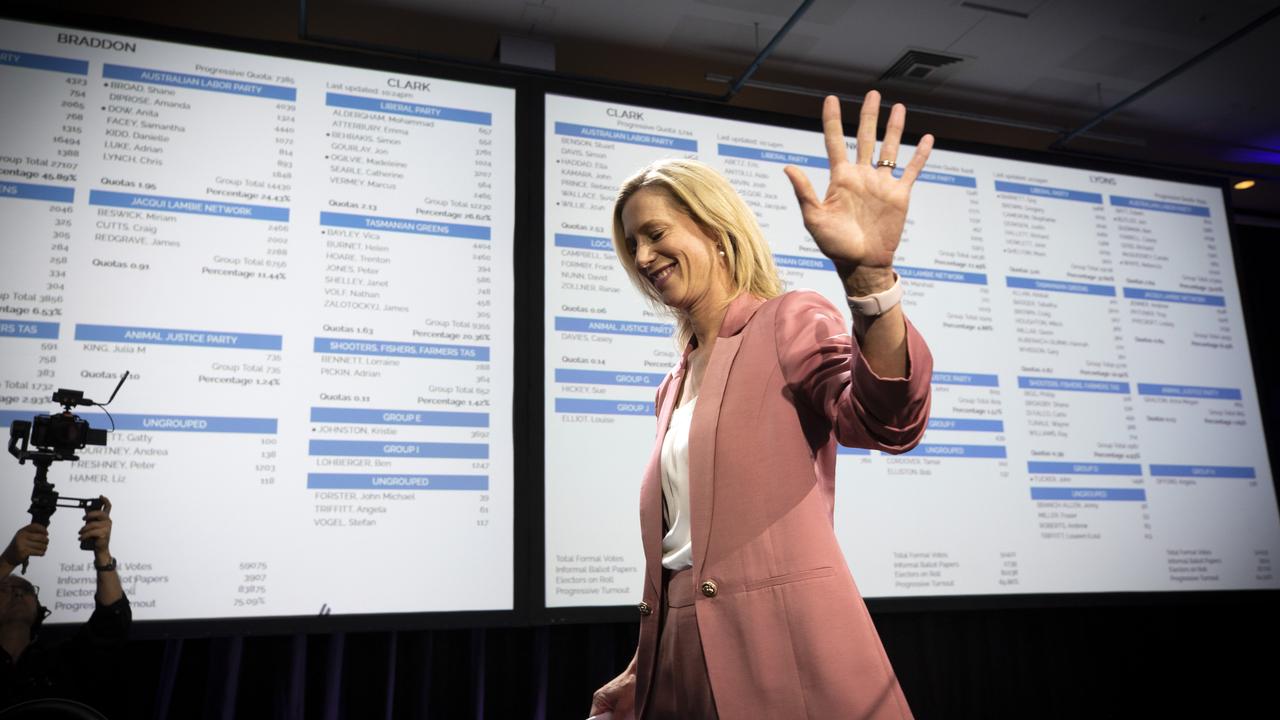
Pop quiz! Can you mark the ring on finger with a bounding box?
[875,160,897,168]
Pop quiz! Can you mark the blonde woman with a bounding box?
[589,92,934,720]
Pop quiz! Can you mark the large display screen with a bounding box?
[543,93,1279,605]
[0,19,515,622]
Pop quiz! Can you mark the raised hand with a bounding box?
[2,524,50,570]
[783,91,933,281]
[80,495,113,558]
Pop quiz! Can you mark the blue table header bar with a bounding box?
[326,92,491,125]
[90,190,289,222]
[320,211,489,240]
[555,234,613,252]
[927,418,1004,432]
[899,265,988,285]
[555,316,673,337]
[555,122,697,151]
[310,407,488,427]
[904,444,1007,458]
[1137,383,1241,400]
[75,324,281,350]
[718,144,829,168]
[914,170,978,188]
[1110,195,1210,217]
[995,180,1102,204]
[1007,275,1115,296]
[0,182,74,203]
[309,440,488,459]
[555,369,666,387]
[0,49,88,75]
[1,410,273,435]
[773,254,835,271]
[1149,464,1255,479]
[1122,287,1225,307]
[103,64,296,100]
[1027,461,1143,475]
[554,398,654,416]
[1031,487,1146,501]
[314,337,489,362]
[80,413,277,434]
[932,372,1000,387]
[1018,376,1131,394]
[0,320,58,339]
[308,473,488,491]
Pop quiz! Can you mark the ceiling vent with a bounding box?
[880,49,965,85]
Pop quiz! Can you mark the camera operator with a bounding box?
[0,496,131,711]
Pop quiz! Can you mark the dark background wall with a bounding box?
[8,1,1278,718]
[90,593,1279,718]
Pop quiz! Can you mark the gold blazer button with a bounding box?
[638,601,653,616]
[700,580,718,598]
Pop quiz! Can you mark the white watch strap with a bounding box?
[846,272,902,317]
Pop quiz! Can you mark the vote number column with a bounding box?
[0,49,89,408]
[1115,193,1275,588]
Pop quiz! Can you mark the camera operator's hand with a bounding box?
[79,496,113,561]
[80,496,124,606]
[1,524,50,578]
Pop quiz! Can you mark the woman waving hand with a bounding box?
[591,91,934,720]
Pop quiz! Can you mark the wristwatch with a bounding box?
[847,272,903,317]
[94,556,117,572]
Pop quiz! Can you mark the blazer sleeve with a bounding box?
[774,289,933,453]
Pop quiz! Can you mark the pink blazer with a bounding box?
[634,289,933,719]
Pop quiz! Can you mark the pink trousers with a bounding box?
[643,566,720,719]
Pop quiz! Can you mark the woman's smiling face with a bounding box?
[621,187,731,313]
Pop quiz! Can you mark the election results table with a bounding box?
[543,94,1279,606]
[0,19,515,621]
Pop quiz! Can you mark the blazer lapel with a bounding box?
[687,333,741,582]
[689,293,766,581]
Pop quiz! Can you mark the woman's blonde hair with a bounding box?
[611,158,782,346]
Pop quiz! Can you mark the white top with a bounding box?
[660,397,696,570]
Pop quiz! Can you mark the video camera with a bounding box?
[14,388,109,461]
[7,374,128,555]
